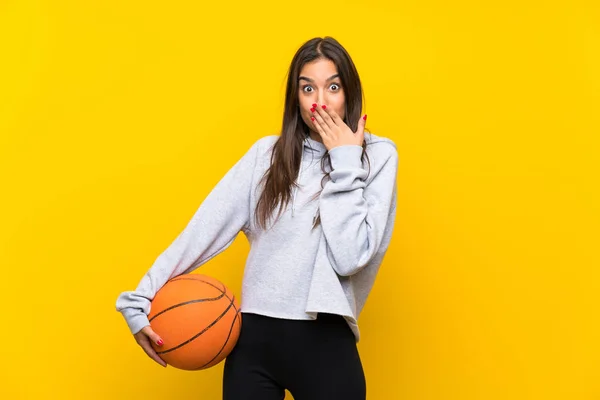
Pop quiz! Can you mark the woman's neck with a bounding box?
[308,131,323,143]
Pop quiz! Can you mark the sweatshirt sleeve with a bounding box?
[115,139,261,335]
[318,143,398,277]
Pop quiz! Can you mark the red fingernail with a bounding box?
[363,114,367,120]
[312,103,317,108]
[310,108,315,112]
[311,117,315,121]
[157,339,163,346]
[322,105,327,109]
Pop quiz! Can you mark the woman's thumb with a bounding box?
[356,114,367,142]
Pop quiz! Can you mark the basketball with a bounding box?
[148,274,242,371]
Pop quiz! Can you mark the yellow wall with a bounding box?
[1,0,598,399]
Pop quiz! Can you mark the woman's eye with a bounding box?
[301,84,340,92]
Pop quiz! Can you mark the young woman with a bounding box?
[116,36,399,400]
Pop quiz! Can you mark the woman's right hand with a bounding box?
[134,325,167,367]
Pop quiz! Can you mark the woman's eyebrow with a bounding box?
[298,74,340,83]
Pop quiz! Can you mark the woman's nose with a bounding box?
[317,93,326,106]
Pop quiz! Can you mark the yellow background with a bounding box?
[1,0,598,399]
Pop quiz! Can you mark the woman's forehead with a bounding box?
[299,59,338,80]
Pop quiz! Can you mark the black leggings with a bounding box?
[223,312,366,400]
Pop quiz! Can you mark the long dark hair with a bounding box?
[255,36,370,230]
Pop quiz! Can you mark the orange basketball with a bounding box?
[148,274,242,371]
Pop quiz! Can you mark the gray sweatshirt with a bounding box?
[115,132,399,342]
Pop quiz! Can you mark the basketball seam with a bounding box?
[165,276,241,314]
[148,292,225,323]
[148,276,233,322]
[170,276,225,291]
[193,308,242,370]
[156,294,237,355]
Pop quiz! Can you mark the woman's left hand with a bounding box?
[311,104,367,151]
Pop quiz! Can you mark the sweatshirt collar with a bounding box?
[303,134,327,157]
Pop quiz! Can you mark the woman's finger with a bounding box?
[314,104,336,130]
[355,114,367,144]
[138,335,167,367]
[311,115,329,143]
[141,326,164,347]
[323,105,344,127]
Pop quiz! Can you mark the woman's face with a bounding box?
[297,58,346,138]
